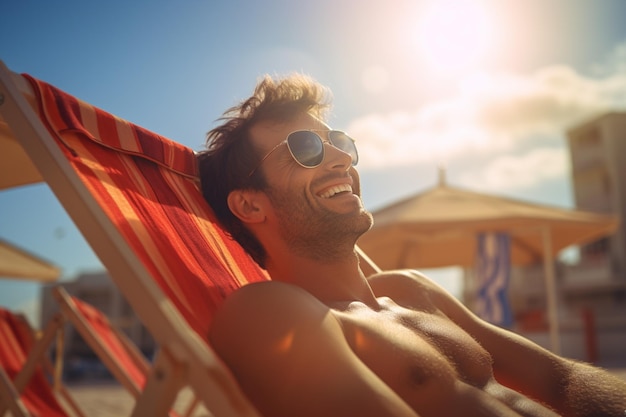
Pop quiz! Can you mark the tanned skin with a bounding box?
[209,113,626,417]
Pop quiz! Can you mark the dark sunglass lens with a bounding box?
[287,131,324,167]
[329,131,358,166]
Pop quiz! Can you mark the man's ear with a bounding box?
[227,189,266,224]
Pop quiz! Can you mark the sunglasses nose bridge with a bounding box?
[322,139,353,167]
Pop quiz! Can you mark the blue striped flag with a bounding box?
[475,232,513,327]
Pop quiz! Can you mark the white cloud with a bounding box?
[350,101,504,169]
[470,66,621,133]
[350,43,626,194]
[457,147,568,191]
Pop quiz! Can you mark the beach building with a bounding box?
[464,112,626,367]
[567,111,626,286]
[560,111,626,365]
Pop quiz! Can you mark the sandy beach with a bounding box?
[62,369,626,417]
[64,382,210,417]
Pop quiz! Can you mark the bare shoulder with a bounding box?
[210,280,330,345]
[209,281,342,412]
[208,281,334,376]
[367,269,456,309]
[214,279,324,314]
[367,269,439,291]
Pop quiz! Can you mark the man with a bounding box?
[198,74,626,417]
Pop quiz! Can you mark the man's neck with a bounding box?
[265,247,380,309]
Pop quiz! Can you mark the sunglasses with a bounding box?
[248,130,358,177]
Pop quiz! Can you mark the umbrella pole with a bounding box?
[542,227,561,355]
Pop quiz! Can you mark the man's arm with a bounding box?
[209,281,420,417]
[401,270,626,417]
[461,308,626,416]
[557,361,626,416]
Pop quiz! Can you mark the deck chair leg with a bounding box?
[0,369,29,417]
[11,314,63,395]
[131,349,186,417]
[56,384,88,417]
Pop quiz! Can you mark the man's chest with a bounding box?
[333,299,494,390]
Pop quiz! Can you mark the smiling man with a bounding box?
[197,74,626,417]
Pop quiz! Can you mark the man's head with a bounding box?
[198,74,370,268]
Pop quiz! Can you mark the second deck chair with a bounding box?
[0,60,380,416]
[51,286,198,417]
[0,307,85,417]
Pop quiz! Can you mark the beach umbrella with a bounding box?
[0,82,43,191]
[1,100,59,282]
[0,121,42,190]
[358,177,619,354]
[0,77,58,281]
[0,238,60,282]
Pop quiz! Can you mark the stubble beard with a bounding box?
[267,189,373,263]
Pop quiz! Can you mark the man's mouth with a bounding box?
[319,184,353,199]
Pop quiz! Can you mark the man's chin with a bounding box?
[355,210,374,236]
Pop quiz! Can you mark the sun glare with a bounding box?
[415,1,496,76]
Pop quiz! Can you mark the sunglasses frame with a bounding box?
[247,129,358,177]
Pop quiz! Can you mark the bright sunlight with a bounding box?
[414,1,496,76]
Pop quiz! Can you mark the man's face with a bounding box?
[250,113,372,261]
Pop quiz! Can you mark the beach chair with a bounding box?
[51,286,199,416]
[0,59,380,416]
[0,307,86,417]
[0,59,270,416]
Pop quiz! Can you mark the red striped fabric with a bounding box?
[68,296,147,388]
[0,308,68,417]
[24,75,269,340]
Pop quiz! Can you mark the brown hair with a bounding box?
[197,74,332,268]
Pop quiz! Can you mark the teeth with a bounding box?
[320,184,352,199]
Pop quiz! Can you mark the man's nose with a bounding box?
[323,141,352,168]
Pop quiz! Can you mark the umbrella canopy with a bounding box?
[1,87,57,282]
[0,71,43,191]
[0,238,60,282]
[0,119,43,190]
[358,182,618,270]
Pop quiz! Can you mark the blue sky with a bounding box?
[2,0,626,326]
